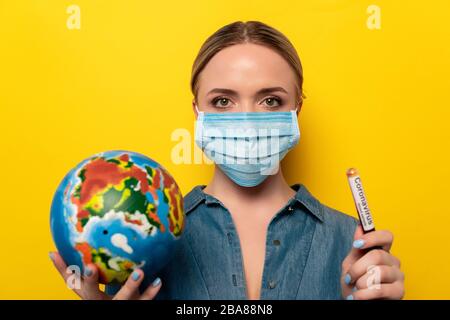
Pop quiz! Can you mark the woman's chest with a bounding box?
[230,211,274,300]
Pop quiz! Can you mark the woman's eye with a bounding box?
[212,97,231,108]
[263,97,282,107]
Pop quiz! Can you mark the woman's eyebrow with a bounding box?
[256,87,288,95]
[206,88,239,96]
[206,87,288,96]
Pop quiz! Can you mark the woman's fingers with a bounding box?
[342,228,404,299]
[355,265,404,290]
[81,264,108,300]
[51,252,161,300]
[139,277,162,300]
[345,249,400,285]
[352,229,394,252]
[50,252,108,300]
[113,269,144,300]
[49,251,83,298]
[349,281,405,300]
[50,251,68,280]
[341,224,365,273]
[113,271,163,300]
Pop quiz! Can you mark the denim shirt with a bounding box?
[149,183,358,300]
[106,184,358,299]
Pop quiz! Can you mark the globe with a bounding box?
[50,150,185,286]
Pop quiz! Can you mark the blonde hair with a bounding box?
[190,20,305,107]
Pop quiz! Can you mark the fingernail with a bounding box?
[346,294,354,300]
[49,252,54,261]
[352,286,357,292]
[84,267,93,277]
[353,239,365,249]
[152,277,161,287]
[344,274,352,285]
[132,271,140,281]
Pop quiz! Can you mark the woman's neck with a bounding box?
[203,165,296,207]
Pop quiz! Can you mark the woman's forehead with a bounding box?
[197,43,297,96]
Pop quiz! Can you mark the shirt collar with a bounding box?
[184,185,219,214]
[289,184,324,222]
[184,183,324,222]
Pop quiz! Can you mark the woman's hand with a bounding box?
[341,225,404,300]
[50,251,162,300]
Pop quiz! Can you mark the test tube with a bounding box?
[346,168,376,233]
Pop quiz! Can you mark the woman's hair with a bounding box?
[190,20,305,107]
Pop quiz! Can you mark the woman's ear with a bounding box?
[296,101,303,115]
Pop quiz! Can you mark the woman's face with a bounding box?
[194,43,300,114]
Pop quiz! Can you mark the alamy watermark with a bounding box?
[171,127,284,175]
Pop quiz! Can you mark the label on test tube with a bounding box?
[347,168,375,233]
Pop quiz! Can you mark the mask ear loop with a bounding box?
[194,103,206,117]
[193,103,205,150]
[289,106,300,145]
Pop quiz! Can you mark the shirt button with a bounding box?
[268,281,276,289]
[273,239,281,246]
[227,232,232,244]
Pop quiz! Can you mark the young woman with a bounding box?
[51,20,404,300]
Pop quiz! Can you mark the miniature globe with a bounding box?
[50,150,185,285]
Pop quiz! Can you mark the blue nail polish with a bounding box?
[346,294,354,300]
[132,271,140,281]
[84,267,93,277]
[352,286,357,292]
[353,239,365,249]
[344,274,351,285]
[152,277,161,287]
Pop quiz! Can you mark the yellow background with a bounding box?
[0,0,449,299]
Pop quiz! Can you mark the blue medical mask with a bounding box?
[194,106,300,187]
